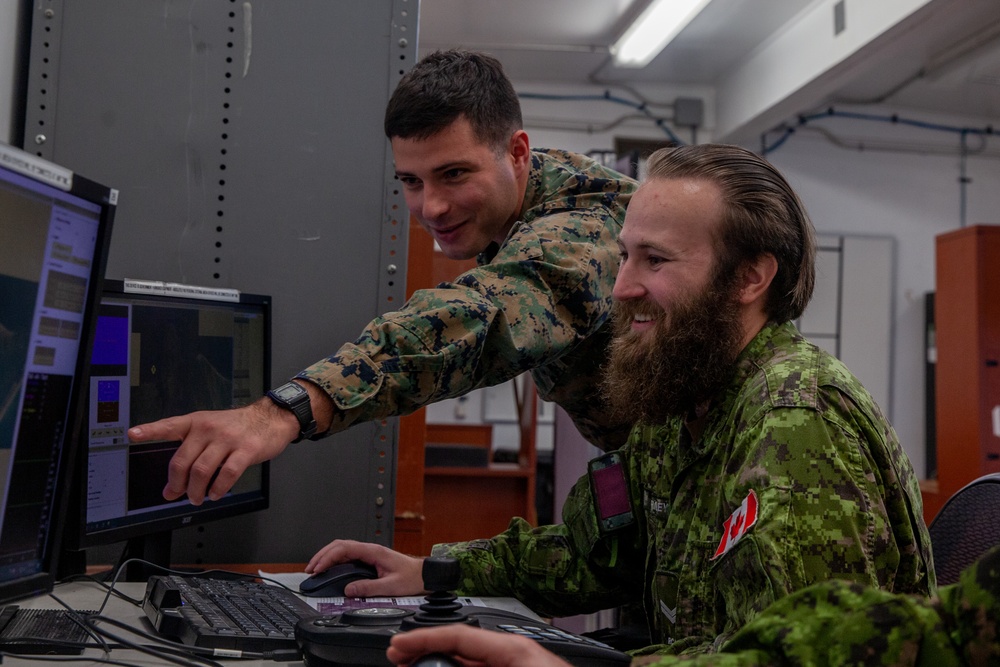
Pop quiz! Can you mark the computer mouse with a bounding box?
[299,560,379,597]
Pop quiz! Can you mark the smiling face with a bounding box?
[392,116,529,260]
[602,176,749,423]
[612,177,723,330]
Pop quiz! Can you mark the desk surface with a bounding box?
[6,580,278,667]
[4,579,544,666]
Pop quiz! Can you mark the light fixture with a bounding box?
[611,0,713,68]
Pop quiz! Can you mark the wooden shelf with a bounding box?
[425,464,533,478]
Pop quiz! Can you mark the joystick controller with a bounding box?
[401,557,470,629]
[295,556,630,667]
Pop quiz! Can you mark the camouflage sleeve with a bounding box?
[636,582,954,667]
[295,208,620,434]
[634,545,1000,667]
[430,440,647,618]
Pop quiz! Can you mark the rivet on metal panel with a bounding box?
[398,38,408,48]
[376,497,384,507]
[44,9,54,18]
[387,264,397,274]
[34,134,46,145]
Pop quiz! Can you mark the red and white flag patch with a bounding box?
[712,490,758,560]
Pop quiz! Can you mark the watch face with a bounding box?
[272,382,306,402]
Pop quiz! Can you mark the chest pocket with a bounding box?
[652,539,716,644]
[709,535,777,640]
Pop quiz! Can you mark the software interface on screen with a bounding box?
[0,149,109,586]
[83,287,268,539]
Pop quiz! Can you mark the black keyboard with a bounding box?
[143,575,318,652]
[0,605,94,654]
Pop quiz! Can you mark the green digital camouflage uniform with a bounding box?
[637,544,1000,666]
[432,321,936,656]
[297,148,637,451]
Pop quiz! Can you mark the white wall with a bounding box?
[516,80,716,155]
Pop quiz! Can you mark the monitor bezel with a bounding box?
[0,142,117,603]
[63,279,272,555]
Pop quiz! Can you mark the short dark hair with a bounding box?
[384,50,522,151]
[645,144,816,323]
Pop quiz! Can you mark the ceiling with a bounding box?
[416,0,1000,138]
[417,0,816,85]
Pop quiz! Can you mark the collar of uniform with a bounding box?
[519,149,548,219]
[476,150,547,266]
[477,241,501,265]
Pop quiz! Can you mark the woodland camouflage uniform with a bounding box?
[298,148,637,451]
[432,322,935,656]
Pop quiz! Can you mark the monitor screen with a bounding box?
[0,142,116,603]
[65,279,271,570]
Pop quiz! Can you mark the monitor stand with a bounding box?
[119,531,173,581]
[57,531,173,583]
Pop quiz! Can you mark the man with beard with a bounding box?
[305,144,934,657]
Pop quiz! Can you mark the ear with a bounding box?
[508,129,531,170]
[738,253,778,306]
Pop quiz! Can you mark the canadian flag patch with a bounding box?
[712,490,758,560]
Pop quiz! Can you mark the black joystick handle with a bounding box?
[422,556,461,591]
[411,654,460,667]
[401,556,475,628]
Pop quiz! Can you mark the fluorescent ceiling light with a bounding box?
[612,0,713,68]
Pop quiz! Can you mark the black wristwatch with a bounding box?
[267,381,317,443]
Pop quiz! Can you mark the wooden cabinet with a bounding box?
[925,225,1000,522]
[423,382,537,553]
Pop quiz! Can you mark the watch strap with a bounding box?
[267,381,317,443]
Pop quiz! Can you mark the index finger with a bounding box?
[128,413,194,443]
[127,415,201,501]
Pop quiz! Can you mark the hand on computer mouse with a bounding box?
[387,624,573,667]
[299,560,379,597]
[306,539,425,597]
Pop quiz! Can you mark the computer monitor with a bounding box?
[62,279,271,577]
[0,142,116,603]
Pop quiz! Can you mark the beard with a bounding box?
[601,271,747,426]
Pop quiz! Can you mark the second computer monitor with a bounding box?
[66,280,272,570]
[0,142,116,601]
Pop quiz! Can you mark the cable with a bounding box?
[789,123,998,158]
[86,614,300,663]
[761,107,995,155]
[760,106,998,228]
[0,652,153,666]
[84,615,228,667]
[56,573,146,608]
[518,90,686,144]
[48,592,114,654]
